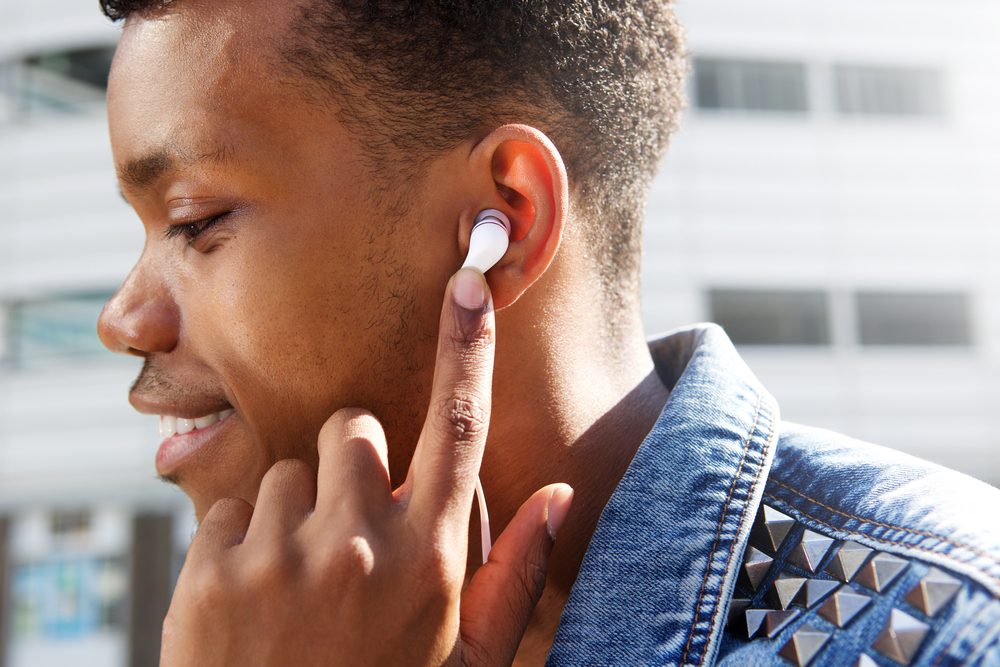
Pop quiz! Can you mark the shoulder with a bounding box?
[718,422,1000,666]
[771,421,1000,587]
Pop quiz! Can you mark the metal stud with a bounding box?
[788,530,835,573]
[778,623,830,667]
[795,579,840,608]
[754,505,796,553]
[905,567,962,617]
[854,655,879,667]
[728,597,751,626]
[855,552,909,592]
[745,608,801,639]
[825,541,873,582]
[872,609,930,665]
[745,609,770,638]
[743,545,774,591]
[817,588,872,628]
[768,573,808,610]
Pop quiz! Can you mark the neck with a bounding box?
[480,288,671,663]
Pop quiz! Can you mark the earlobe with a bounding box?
[462,124,568,309]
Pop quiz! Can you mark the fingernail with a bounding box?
[546,485,574,541]
[453,268,487,311]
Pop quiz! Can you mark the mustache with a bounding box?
[129,358,225,406]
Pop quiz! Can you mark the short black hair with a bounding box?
[101,0,687,305]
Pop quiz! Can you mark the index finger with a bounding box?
[407,267,496,527]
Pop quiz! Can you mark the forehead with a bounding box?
[106,1,306,175]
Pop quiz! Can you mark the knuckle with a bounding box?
[272,457,311,476]
[188,559,229,605]
[517,557,548,604]
[448,313,495,350]
[263,458,312,485]
[418,537,462,591]
[243,545,299,588]
[206,497,253,523]
[339,535,377,577]
[312,534,377,584]
[460,633,490,667]
[436,395,488,444]
[196,498,253,545]
[319,407,381,446]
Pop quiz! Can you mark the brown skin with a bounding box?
[98,0,669,663]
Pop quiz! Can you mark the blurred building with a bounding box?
[642,0,1000,486]
[0,0,997,665]
[1,3,185,666]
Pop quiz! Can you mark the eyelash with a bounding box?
[164,213,227,244]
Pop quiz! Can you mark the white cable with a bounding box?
[475,475,492,564]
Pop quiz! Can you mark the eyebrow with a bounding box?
[116,143,236,191]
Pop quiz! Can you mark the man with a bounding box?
[96,0,1000,665]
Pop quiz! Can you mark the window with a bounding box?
[4,293,112,368]
[3,46,114,118]
[709,289,831,346]
[10,556,128,640]
[834,65,943,117]
[856,292,971,346]
[693,58,809,113]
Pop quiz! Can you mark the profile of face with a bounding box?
[98,1,566,520]
[98,4,468,519]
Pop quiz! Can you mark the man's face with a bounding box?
[100,1,462,518]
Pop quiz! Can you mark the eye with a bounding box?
[164,213,228,245]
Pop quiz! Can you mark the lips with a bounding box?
[159,408,236,437]
[155,407,237,476]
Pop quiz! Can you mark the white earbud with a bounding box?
[460,209,509,564]
[462,209,511,273]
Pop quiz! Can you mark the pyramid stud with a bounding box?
[766,609,801,638]
[825,541,873,582]
[795,579,840,608]
[854,655,879,667]
[746,608,801,639]
[855,552,909,592]
[872,608,930,665]
[817,588,872,627]
[746,609,770,638]
[743,546,774,590]
[754,505,796,553]
[778,623,830,667]
[768,573,808,610]
[788,530,835,573]
[728,597,751,627]
[905,567,961,617]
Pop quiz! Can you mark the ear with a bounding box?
[460,124,568,309]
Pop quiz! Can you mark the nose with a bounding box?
[98,259,179,356]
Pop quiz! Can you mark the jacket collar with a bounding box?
[547,324,780,666]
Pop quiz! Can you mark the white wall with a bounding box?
[641,0,1000,483]
[0,7,175,512]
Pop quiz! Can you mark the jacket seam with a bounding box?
[761,492,1000,593]
[698,400,778,667]
[767,477,1000,574]
[679,392,764,666]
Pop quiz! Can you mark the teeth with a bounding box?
[194,413,219,429]
[160,415,177,438]
[159,409,234,438]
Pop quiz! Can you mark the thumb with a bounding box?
[459,483,574,666]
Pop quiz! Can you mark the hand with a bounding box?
[160,268,575,666]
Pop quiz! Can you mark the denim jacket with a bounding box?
[547,324,1000,666]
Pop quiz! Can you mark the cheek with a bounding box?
[216,236,368,421]
[184,209,447,477]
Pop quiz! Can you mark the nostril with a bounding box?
[96,281,180,356]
